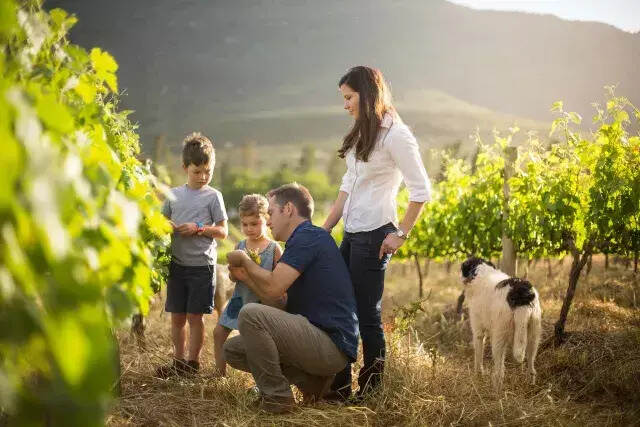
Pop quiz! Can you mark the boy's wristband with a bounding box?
[196,222,205,233]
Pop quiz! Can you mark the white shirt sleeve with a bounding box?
[387,127,432,202]
[339,156,356,194]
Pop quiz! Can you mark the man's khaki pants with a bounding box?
[223,303,348,399]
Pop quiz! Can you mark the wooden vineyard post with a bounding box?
[502,146,517,276]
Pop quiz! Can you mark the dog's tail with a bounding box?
[527,307,542,363]
[513,307,531,363]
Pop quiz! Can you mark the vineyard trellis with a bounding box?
[397,90,640,344]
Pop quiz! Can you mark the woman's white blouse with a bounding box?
[339,113,431,233]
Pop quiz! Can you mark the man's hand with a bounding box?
[176,222,198,236]
[379,233,405,259]
[229,266,250,283]
[227,249,250,267]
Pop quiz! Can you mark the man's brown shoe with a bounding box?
[259,395,296,414]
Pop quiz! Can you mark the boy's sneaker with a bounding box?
[155,358,189,378]
[184,359,200,376]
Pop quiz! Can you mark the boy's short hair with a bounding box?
[182,132,214,167]
[267,183,314,220]
[239,194,269,218]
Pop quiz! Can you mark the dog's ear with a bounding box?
[461,256,486,279]
[461,258,472,279]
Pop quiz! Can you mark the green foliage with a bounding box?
[398,89,639,267]
[391,298,428,338]
[588,90,640,258]
[397,134,506,261]
[507,135,585,257]
[0,3,169,424]
[509,88,640,260]
[220,165,336,217]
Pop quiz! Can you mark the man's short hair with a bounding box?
[182,132,214,167]
[267,183,314,220]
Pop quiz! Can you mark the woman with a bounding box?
[322,66,431,400]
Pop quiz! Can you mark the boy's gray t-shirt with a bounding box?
[162,184,228,266]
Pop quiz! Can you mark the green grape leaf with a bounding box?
[0,0,17,37]
[47,318,89,386]
[74,74,97,103]
[36,93,74,133]
[90,48,118,74]
[568,112,582,124]
[551,101,563,112]
[49,8,77,33]
[90,48,119,92]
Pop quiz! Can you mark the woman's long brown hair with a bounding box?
[338,66,395,162]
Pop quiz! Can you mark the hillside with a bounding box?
[46,0,639,152]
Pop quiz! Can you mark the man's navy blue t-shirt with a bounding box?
[279,220,359,361]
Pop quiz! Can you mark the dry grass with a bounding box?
[108,255,640,426]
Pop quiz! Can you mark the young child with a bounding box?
[213,194,282,376]
[156,132,228,378]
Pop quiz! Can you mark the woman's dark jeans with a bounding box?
[330,222,396,397]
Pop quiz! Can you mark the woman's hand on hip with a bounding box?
[379,233,405,259]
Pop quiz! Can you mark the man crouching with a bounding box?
[224,183,359,414]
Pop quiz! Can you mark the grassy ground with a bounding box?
[107,255,640,426]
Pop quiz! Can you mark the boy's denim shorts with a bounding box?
[165,262,216,314]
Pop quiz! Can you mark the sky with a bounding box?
[447,0,640,33]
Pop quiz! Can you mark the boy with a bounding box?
[156,132,228,377]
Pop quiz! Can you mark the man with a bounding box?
[224,183,359,414]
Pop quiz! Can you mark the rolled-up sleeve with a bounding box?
[339,158,356,194]
[388,127,432,202]
[161,198,172,219]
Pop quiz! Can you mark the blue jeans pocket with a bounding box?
[366,223,396,270]
[366,253,391,271]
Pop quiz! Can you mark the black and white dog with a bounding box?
[461,257,542,390]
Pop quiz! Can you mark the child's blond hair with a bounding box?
[238,194,269,219]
